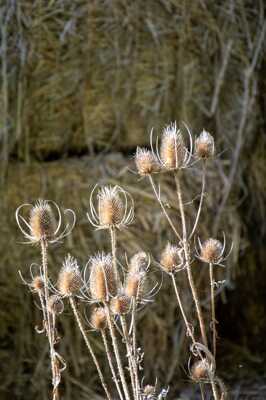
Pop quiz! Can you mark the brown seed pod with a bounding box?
[110,294,131,315]
[160,124,186,170]
[58,255,82,297]
[160,243,183,273]
[48,295,64,315]
[195,130,215,159]
[89,253,117,301]
[90,307,107,331]
[191,359,210,381]
[125,272,142,298]
[200,238,223,263]
[98,186,124,227]
[29,200,56,241]
[31,276,44,293]
[135,147,160,176]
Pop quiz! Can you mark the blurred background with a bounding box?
[0,1,266,399]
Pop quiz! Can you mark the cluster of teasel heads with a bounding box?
[16,121,232,400]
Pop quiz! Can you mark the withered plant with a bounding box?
[16,122,231,400]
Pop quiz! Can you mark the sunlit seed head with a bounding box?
[135,147,160,176]
[191,359,210,381]
[129,251,148,274]
[160,243,182,273]
[160,123,186,170]
[90,307,107,331]
[125,272,142,298]
[47,295,64,315]
[195,130,215,159]
[89,253,117,301]
[143,385,156,396]
[98,186,124,227]
[200,238,223,263]
[29,200,56,242]
[110,294,130,315]
[31,276,44,293]
[58,255,82,296]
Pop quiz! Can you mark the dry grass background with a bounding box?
[0,1,266,399]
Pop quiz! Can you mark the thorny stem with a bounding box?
[41,240,59,400]
[209,263,217,358]
[189,162,207,240]
[121,316,140,400]
[101,330,124,400]
[148,174,182,241]
[110,227,120,284]
[105,304,131,400]
[174,173,208,348]
[69,297,112,400]
[132,298,137,358]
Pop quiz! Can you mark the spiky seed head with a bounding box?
[90,307,107,331]
[89,253,117,301]
[110,294,131,315]
[191,359,210,381]
[143,385,156,396]
[98,186,124,227]
[31,276,44,293]
[125,272,142,298]
[195,130,215,159]
[135,147,160,176]
[29,200,56,242]
[200,238,223,263]
[48,295,64,315]
[58,255,82,296]
[129,251,148,274]
[160,123,186,170]
[160,243,182,273]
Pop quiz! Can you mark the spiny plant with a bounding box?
[16,121,231,400]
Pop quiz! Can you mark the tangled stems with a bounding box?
[69,297,112,400]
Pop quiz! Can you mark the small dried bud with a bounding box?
[129,251,148,274]
[90,253,117,301]
[160,243,183,273]
[160,123,186,170]
[48,295,64,315]
[110,294,131,315]
[31,276,44,293]
[143,385,156,396]
[58,255,82,296]
[200,238,223,263]
[90,307,107,331]
[125,272,142,298]
[98,186,124,227]
[191,359,210,381]
[29,200,56,241]
[135,147,160,176]
[195,130,215,159]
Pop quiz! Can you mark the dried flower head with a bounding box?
[160,122,187,170]
[87,185,134,230]
[90,307,107,331]
[135,147,160,176]
[58,255,82,297]
[48,295,64,315]
[31,276,44,293]
[89,253,117,302]
[110,293,131,315]
[199,238,223,264]
[128,251,149,274]
[16,200,76,244]
[143,385,156,397]
[195,130,215,159]
[160,243,183,273]
[191,359,211,382]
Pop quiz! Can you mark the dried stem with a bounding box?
[105,304,131,400]
[69,297,112,400]
[110,226,119,283]
[189,162,206,240]
[101,330,124,400]
[209,263,217,358]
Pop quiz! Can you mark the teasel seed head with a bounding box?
[160,243,183,273]
[58,255,82,297]
[31,276,44,293]
[129,251,149,274]
[29,200,56,242]
[90,307,107,331]
[135,147,160,176]
[125,272,142,298]
[200,238,223,264]
[89,253,117,302]
[110,293,131,315]
[48,295,64,315]
[143,385,156,396]
[160,123,186,170]
[191,359,210,382]
[195,130,215,159]
[98,186,124,227]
